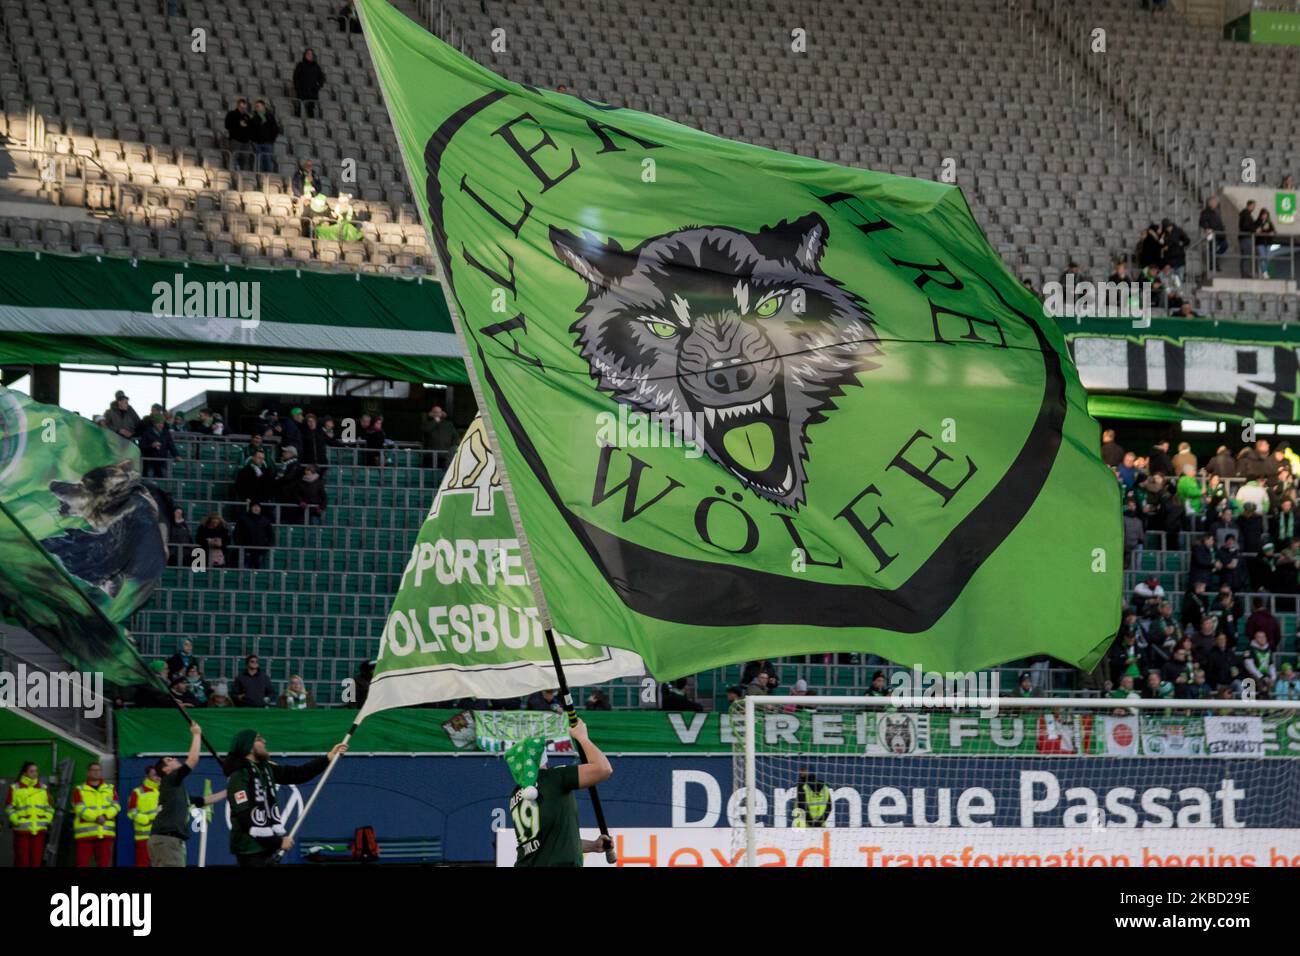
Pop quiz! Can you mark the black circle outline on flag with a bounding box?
[424,91,1066,632]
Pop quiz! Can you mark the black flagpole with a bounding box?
[544,629,618,864]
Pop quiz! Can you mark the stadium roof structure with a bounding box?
[0,247,469,384]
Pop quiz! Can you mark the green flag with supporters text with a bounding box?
[360,415,644,716]
[357,0,1121,678]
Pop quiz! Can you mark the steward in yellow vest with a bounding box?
[793,769,831,828]
[6,761,54,866]
[73,762,120,867]
[126,769,162,866]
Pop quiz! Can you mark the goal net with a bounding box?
[732,695,1300,868]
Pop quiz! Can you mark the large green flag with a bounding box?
[357,0,1121,678]
[361,414,643,717]
[0,388,161,685]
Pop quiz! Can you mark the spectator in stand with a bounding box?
[866,670,889,696]
[660,677,703,712]
[321,416,340,445]
[1272,497,1296,543]
[1117,451,1140,491]
[338,0,362,32]
[1276,541,1300,594]
[297,466,327,525]
[746,670,776,696]
[1210,507,1237,549]
[1237,479,1270,514]
[1122,500,1144,568]
[1132,574,1166,616]
[169,506,192,566]
[185,664,209,706]
[1245,597,1280,650]
[105,390,141,439]
[1107,260,1130,284]
[138,411,179,477]
[187,408,215,434]
[1174,463,1202,520]
[1161,646,1196,687]
[1238,200,1259,277]
[1202,474,1229,518]
[292,159,318,200]
[1137,224,1164,271]
[208,681,233,708]
[1170,441,1197,476]
[250,99,280,174]
[292,48,326,119]
[169,675,198,708]
[1216,534,1249,592]
[1100,428,1124,468]
[526,688,562,712]
[242,432,266,465]
[281,407,304,453]
[278,675,316,710]
[1148,439,1174,477]
[422,405,459,456]
[1276,663,1300,701]
[299,412,330,474]
[1237,502,1265,553]
[363,415,388,467]
[235,449,276,504]
[1255,208,1278,278]
[1283,174,1297,190]
[224,97,254,171]
[231,655,275,707]
[1198,195,1228,262]
[275,445,304,522]
[1210,585,1242,638]
[1142,669,1173,700]
[1013,671,1034,697]
[1242,631,1277,697]
[1181,578,1211,634]
[197,512,230,568]
[234,501,275,569]
[1160,218,1190,281]
[1205,445,1236,478]
[1191,615,1220,659]
[1175,301,1201,318]
[166,639,199,681]
[585,690,612,711]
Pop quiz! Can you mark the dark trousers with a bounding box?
[237,850,277,867]
[296,97,319,119]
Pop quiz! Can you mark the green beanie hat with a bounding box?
[505,735,548,803]
[227,729,258,761]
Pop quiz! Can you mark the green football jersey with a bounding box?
[511,764,581,867]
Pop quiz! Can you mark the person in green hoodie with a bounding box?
[222,729,347,866]
[1175,463,1202,520]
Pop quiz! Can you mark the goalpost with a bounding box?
[734,695,1300,868]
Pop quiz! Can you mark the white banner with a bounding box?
[1205,716,1266,757]
[495,827,1300,867]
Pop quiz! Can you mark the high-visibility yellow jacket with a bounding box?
[126,779,161,842]
[5,776,54,834]
[72,781,120,840]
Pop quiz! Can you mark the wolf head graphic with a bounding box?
[551,213,878,507]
